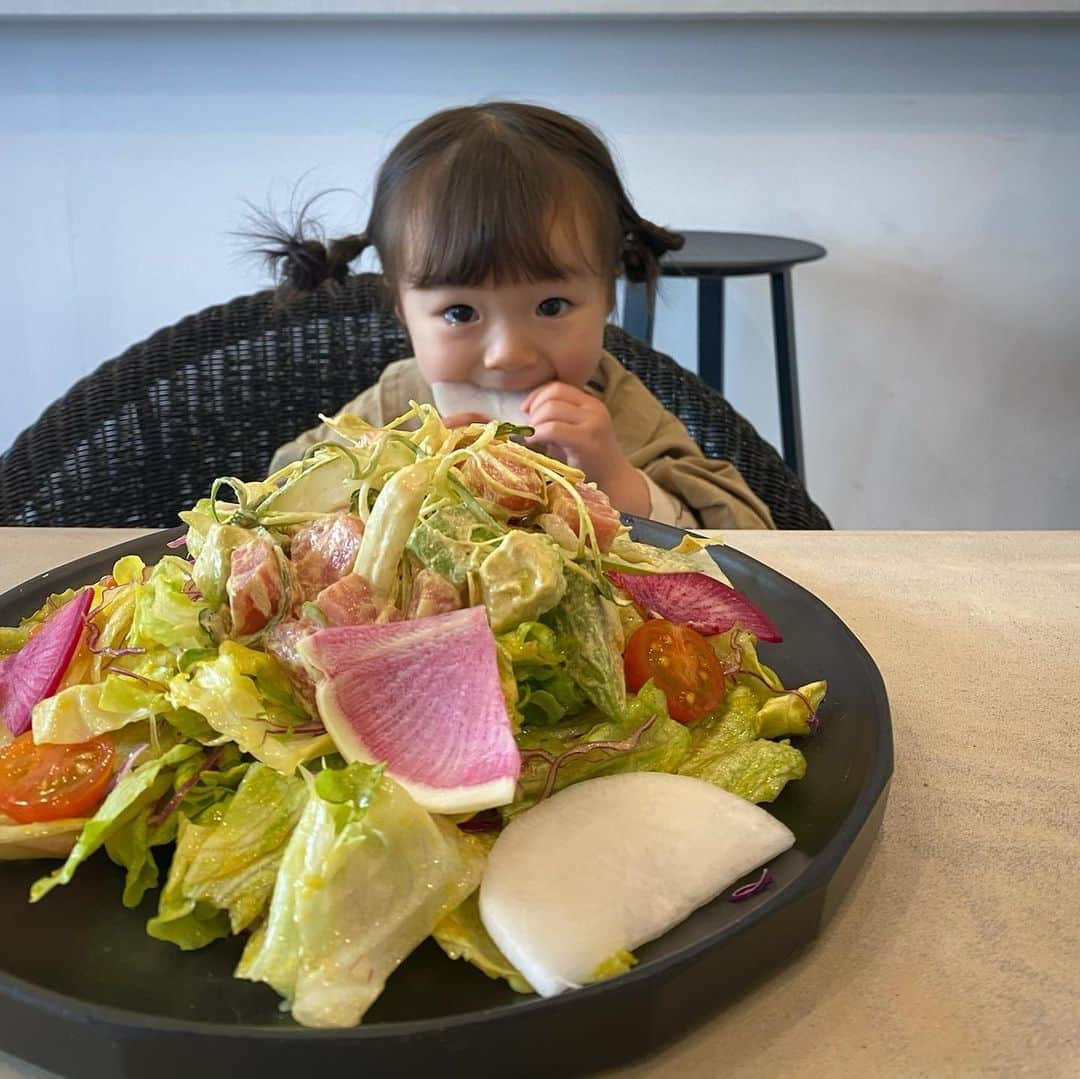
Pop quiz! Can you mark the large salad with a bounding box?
[0,405,825,1027]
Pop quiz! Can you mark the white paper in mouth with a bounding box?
[430,382,532,429]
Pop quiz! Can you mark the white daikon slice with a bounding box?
[479,771,794,997]
[431,383,532,428]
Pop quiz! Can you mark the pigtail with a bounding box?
[621,218,684,285]
[239,196,370,299]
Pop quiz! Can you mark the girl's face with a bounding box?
[397,262,614,393]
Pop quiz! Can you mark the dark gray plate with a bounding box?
[0,519,892,1078]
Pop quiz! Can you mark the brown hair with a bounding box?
[249,102,683,305]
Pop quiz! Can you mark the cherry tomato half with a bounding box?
[0,732,115,823]
[624,619,727,724]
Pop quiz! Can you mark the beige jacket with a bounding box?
[270,352,775,530]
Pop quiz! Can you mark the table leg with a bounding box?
[698,277,725,394]
[771,269,805,482]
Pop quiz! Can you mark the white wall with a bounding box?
[2,16,1078,528]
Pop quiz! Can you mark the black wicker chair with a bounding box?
[0,273,830,530]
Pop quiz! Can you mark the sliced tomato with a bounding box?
[624,619,727,724]
[0,732,115,823]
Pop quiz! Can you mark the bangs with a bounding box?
[388,135,620,289]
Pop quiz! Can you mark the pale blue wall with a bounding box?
[3,17,1079,527]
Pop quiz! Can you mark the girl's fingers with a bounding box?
[525,398,592,429]
[526,419,584,449]
[522,380,589,413]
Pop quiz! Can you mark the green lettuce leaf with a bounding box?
[507,681,690,819]
[432,831,531,992]
[178,498,219,559]
[588,950,638,983]
[32,682,152,744]
[496,621,588,727]
[711,627,826,738]
[146,808,232,950]
[678,684,762,774]
[82,741,242,908]
[542,572,625,719]
[757,679,827,739]
[148,762,306,945]
[167,644,333,774]
[682,738,806,803]
[29,742,203,902]
[238,763,482,1027]
[104,805,167,908]
[130,556,210,651]
[433,890,532,994]
[675,632,820,804]
[0,586,83,657]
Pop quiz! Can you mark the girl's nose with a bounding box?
[484,329,536,371]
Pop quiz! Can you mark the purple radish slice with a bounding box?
[0,589,94,737]
[298,606,520,815]
[606,571,782,643]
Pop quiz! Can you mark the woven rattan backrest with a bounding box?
[0,273,829,529]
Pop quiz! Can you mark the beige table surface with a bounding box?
[0,528,1077,1079]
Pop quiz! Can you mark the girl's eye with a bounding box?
[442,304,477,325]
[536,297,570,318]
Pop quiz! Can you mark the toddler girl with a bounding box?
[265,101,773,530]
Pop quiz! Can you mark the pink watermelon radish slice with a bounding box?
[0,589,94,737]
[297,606,520,814]
[606,571,782,643]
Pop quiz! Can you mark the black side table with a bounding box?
[622,230,826,482]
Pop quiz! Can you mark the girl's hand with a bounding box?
[521,381,650,516]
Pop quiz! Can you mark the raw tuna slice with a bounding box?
[548,482,621,553]
[460,450,546,516]
[314,574,380,627]
[406,569,463,620]
[263,619,318,715]
[607,571,782,643]
[228,537,292,638]
[298,606,520,814]
[291,513,366,600]
[0,589,93,736]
